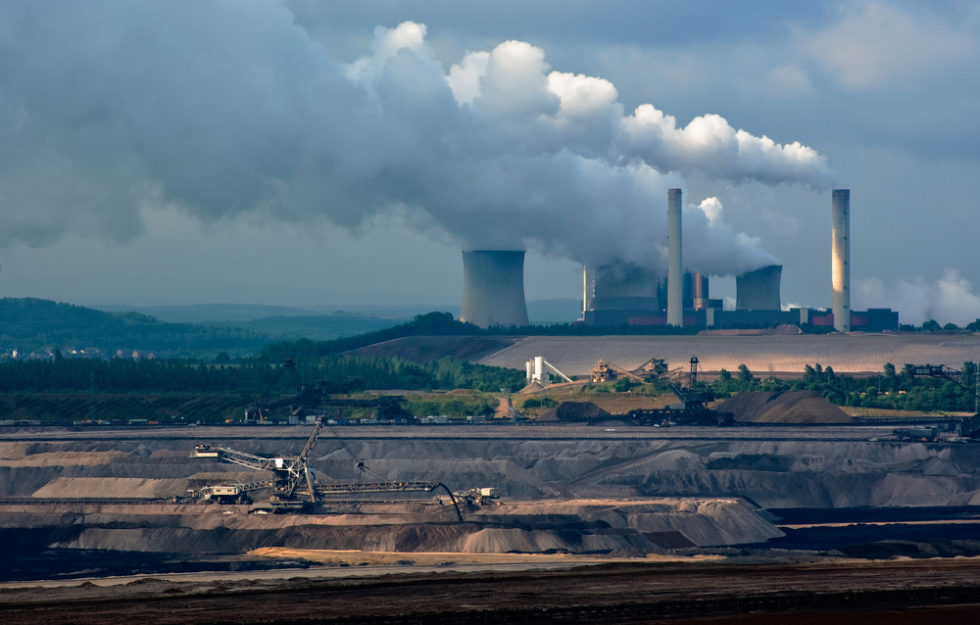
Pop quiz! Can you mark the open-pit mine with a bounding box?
[2,423,980,623]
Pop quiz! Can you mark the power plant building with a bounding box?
[458,191,895,332]
[576,188,897,332]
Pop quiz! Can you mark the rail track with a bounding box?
[0,424,931,444]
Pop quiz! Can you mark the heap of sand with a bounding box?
[717,391,854,424]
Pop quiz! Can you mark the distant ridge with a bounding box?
[0,298,268,358]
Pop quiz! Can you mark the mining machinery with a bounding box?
[905,363,980,439]
[621,356,733,426]
[191,416,463,518]
[245,359,408,423]
[590,357,669,384]
[191,415,324,510]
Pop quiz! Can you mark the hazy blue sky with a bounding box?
[2,1,979,324]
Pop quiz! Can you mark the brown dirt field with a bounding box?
[717,391,853,424]
[246,547,720,566]
[841,406,973,419]
[2,559,980,624]
[345,335,518,362]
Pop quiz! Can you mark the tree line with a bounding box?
[707,362,978,412]
[0,353,525,395]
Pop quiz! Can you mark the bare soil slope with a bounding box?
[718,391,854,424]
[344,335,517,363]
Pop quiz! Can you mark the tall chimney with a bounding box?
[831,189,850,332]
[460,250,529,328]
[582,264,595,318]
[667,188,683,326]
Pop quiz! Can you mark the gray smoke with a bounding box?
[0,5,832,276]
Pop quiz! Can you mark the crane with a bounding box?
[192,414,329,510]
[191,417,465,518]
[613,356,732,427]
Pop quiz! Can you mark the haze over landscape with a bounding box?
[6,6,980,621]
[1,1,979,325]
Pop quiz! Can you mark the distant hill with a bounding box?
[99,299,581,325]
[527,298,581,324]
[92,303,419,341]
[94,303,324,323]
[95,302,450,323]
[228,314,409,341]
[0,298,269,359]
[0,299,422,359]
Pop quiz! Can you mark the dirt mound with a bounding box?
[345,336,517,363]
[717,391,853,424]
[32,477,189,499]
[538,402,610,422]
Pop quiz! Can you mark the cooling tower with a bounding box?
[832,189,850,332]
[736,264,782,310]
[667,188,683,326]
[460,250,529,328]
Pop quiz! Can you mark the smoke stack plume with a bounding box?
[460,250,529,328]
[832,189,851,331]
[0,9,833,281]
[667,189,683,326]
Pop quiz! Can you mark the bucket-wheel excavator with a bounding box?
[190,416,463,519]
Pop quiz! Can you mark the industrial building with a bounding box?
[459,189,898,332]
[578,188,897,332]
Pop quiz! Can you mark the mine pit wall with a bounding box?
[2,437,979,509]
[4,498,780,557]
[2,434,980,559]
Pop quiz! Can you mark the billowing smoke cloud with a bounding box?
[856,269,980,326]
[683,197,779,277]
[0,4,832,275]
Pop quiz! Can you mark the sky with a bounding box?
[1,0,979,325]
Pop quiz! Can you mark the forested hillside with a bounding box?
[0,298,267,358]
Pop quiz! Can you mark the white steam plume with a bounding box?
[856,269,980,326]
[683,197,779,277]
[0,6,832,276]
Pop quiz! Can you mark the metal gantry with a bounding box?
[190,417,464,519]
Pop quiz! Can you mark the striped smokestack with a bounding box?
[667,188,683,326]
[831,189,850,332]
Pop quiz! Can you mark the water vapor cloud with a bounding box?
[0,4,832,276]
[856,269,980,326]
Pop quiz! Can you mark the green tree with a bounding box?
[736,364,754,385]
[614,377,637,392]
